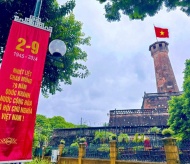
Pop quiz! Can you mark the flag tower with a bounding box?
[149,41,179,93]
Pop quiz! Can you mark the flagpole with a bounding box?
[156,36,158,42]
[153,23,158,42]
[153,24,158,42]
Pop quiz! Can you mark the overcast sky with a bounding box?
[37,0,190,126]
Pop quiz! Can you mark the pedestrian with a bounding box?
[144,137,151,151]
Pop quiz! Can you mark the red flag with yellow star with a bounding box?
[154,26,169,38]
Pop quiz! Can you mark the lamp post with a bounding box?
[33,0,67,56]
[33,0,67,57]
[34,0,42,17]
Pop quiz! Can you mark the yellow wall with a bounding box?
[57,158,165,164]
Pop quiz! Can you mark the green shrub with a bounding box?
[44,146,52,156]
[148,127,161,134]
[70,142,79,154]
[70,142,79,148]
[97,144,110,152]
[118,133,129,142]
[133,133,144,143]
[62,147,69,155]
[133,146,144,151]
[25,158,50,164]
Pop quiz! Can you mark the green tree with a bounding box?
[35,115,52,148]
[34,114,76,150]
[0,0,75,55]
[0,0,90,96]
[48,116,76,129]
[168,59,190,140]
[42,13,90,96]
[97,0,190,21]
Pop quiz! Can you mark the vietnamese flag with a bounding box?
[154,26,169,38]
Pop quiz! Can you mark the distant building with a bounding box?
[109,41,182,127]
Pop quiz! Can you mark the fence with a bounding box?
[117,139,166,162]
[42,137,187,164]
[85,143,110,159]
[50,126,168,146]
[177,140,190,164]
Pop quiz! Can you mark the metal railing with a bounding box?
[62,145,78,157]
[109,108,168,115]
[117,139,166,162]
[85,143,110,159]
[177,140,190,164]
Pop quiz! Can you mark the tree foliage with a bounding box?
[168,59,190,140]
[49,115,76,129]
[118,133,129,142]
[97,0,190,21]
[162,128,174,136]
[34,114,76,148]
[42,13,90,96]
[133,133,144,143]
[94,130,117,143]
[0,0,75,53]
[0,0,90,96]
[148,127,161,134]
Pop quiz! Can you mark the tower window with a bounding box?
[153,45,156,49]
[159,44,162,47]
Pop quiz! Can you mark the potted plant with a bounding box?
[162,128,174,137]
[79,137,86,143]
[109,134,117,141]
[60,139,65,145]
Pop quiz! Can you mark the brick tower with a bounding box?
[141,41,180,109]
[108,41,181,127]
[149,41,179,93]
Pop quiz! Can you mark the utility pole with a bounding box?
[115,108,118,138]
[80,117,82,137]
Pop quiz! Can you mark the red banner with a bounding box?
[0,21,50,162]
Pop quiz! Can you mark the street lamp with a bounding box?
[49,39,67,57]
